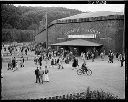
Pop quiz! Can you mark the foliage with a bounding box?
[2,4,82,30]
[2,29,35,42]
[1,4,82,42]
[41,87,118,100]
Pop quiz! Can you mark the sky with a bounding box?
[14,4,124,13]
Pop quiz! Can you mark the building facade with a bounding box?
[35,11,124,54]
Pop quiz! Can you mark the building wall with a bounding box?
[35,19,124,54]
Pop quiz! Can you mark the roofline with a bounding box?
[37,15,124,35]
[50,39,103,46]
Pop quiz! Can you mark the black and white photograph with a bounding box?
[1,3,125,100]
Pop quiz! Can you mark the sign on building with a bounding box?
[68,34,96,38]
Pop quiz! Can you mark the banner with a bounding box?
[68,34,96,38]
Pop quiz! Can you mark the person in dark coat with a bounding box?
[35,67,40,83]
[51,59,54,65]
[20,56,24,67]
[108,52,112,63]
[12,57,16,70]
[72,57,79,70]
[120,54,125,67]
[109,52,114,63]
[25,49,27,55]
[38,56,42,66]
[116,52,119,59]
[51,58,54,68]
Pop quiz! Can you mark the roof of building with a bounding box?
[57,11,124,21]
[38,11,124,35]
[51,39,102,46]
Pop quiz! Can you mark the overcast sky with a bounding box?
[14,4,124,12]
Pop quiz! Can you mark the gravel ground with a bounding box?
[1,52,125,100]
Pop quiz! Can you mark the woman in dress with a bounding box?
[44,66,49,82]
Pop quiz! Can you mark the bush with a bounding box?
[41,87,118,100]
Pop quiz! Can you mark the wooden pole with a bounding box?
[46,12,48,50]
[45,12,49,65]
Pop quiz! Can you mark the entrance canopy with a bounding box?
[51,39,102,46]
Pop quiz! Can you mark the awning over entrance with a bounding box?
[51,39,102,46]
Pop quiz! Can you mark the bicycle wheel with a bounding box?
[77,69,83,75]
[86,69,92,75]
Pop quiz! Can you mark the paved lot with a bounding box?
[1,53,125,100]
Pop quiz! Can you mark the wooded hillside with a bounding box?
[1,4,83,42]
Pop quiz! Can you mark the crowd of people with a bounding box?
[8,56,25,72]
[80,49,125,67]
[4,45,29,71]
[2,42,125,80]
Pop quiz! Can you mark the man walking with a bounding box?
[25,49,27,55]
[12,57,16,70]
[111,52,114,63]
[91,53,95,62]
[35,67,40,83]
[38,55,42,66]
[39,67,44,84]
[20,56,24,68]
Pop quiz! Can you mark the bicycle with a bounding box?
[77,67,92,76]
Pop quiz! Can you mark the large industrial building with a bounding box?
[35,11,124,54]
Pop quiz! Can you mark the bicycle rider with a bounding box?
[81,60,88,73]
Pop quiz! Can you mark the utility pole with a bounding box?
[46,12,48,50]
[45,12,49,65]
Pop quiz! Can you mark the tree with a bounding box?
[27,23,39,30]
[3,23,13,29]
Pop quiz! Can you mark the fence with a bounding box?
[2,53,12,56]
[2,56,34,62]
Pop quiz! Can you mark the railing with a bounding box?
[2,56,34,62]
[2,53,12,56]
